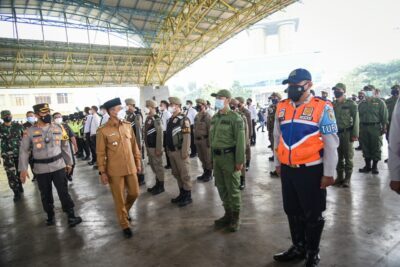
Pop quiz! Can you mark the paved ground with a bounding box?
[0,131,399,267]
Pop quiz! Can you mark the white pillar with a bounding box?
[139,85,170,108]
[248,25,266,56]
[278,21,295,53]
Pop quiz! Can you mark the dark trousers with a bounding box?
[89,134,97,163]
[251,120,256,144]
[76,137,85,156]
[84,133,91,158]
[190,125,197,156]
[36,168,75,214]
[163,131,171,167]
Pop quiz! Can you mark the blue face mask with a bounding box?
[365,91,373,98]
[271,99,278,105]
[215,99,225,110]
[27,117,36,124]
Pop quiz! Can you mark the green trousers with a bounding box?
[336,131,354,177]
[214,152,241,212]
[359,124,382,161]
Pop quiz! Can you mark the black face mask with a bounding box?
[334,91,344,98]
[391,89,399,96]
[352,97,357,101]
[40,114,52,124]
[195,105,201,112]
[271,99,278,105]
[358,96,364,101]
[287,85,306,102]
[230,105,236,111]
[3,116,12,123]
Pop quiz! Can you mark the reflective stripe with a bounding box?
[172,127,181,136]
[290,130,320,149]
[147,128,156,136]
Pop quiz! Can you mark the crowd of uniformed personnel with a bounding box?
[0,68,400,266]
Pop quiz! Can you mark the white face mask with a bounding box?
[159,106,165,111]
[54,118,63,124]
[168,106,176,113]
[117,109,126,120]
[215,99,225,110]
[27,117,36,124]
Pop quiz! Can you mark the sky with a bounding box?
[167,0,400,89]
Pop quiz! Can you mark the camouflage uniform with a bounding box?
[0,110,25,198]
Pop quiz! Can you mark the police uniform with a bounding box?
[194,98,213,182]
[166,97,192,207]
[211,90,245,232]
[144,100,165,195]
[358,85,389,174]
[19,103,82,227]
[97,98,141,233]
[332,83,359,187]
[0,110,24,201]
[235,97,252,171]
[273,69,339,266]
[125,98,145,186]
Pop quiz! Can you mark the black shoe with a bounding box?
[18,183,24,193]
[270,171,279,177]
[178,190,193,207]
[66,175,73,182]
[304,251,320,267]
[214,209,232,229]
[239,176,245,190]
[371,160,379,174]
[164,165,171,169]
[13,191,21,202]
[147,180,158,193]
[273,245,306,262]
[83,156,90,161]
[152,181,165,195]
[359,159,371,173]
[123,227,133,238]
[197,171,205,181]
[67,209,82,227]
[46,213,55,226]
[88,161,94,166]
[268,145,272,148]
[171,188,184,204]
[138,174,145,186]
[269,156,274,162]
[384,159,388,163]
[202,170,213,182]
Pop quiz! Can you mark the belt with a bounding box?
[33,154,63,164]
[195,135,208,140]
[361,122,380,125]
[338,126,353,134]
[284,159,323,168]
[213,147,235,156]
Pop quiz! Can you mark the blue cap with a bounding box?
[282,68,312,85]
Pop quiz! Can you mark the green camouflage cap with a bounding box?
[1,110,11,118]
[195,98,207,105]
[363,85,375,91]
[211,89,231,98]
[332,82,346,92]
[271,92,282,99]
[235,96,245,104]
[168,97,182,105]
[125,98,136,105]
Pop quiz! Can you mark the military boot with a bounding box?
[371,161,379,174]
[147,179,159,193]
[138,174,145,186]
[67,209,82,227]
[334,171,344,186]
[18,181,24,193]
[239,176,246,190]
[197,169,206,181]
[202,169,213,182]
[304,217,325,267]
[171,188,184,204]
[228,211,240,232]
[274,216,306,262]
[152,181,165,195]
[13,190,21,202]
[214,208,232,229]
[245,160,250,172]
[46,212,55,226]
[178,189,193,207]
[359,158,371,173]
[304,251,320,267]
[342,173,352,188]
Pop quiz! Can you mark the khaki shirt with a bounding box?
[194,111,211,141]
[239,107,252,139]
[358,97,389,126]
[333,98,359,138]
[96,119,141,177]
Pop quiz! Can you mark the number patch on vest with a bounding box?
[278,108,285,121]
[299,107,314,121]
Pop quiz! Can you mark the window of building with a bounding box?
[10,94,29,106]
[57,93,69,104]
[35,94,52,104]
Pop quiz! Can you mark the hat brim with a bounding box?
[211,93,218,97]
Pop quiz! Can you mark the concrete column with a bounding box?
[139,85,170,108]
[248,25,266,56]
[278,21,295,53]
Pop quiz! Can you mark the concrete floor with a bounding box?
[0,131,399,267]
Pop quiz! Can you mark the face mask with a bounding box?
[159,106,165,111]
[215,99,225,110]
[364,91,373,98]
[271,99,278,105]
[40,114,52,124]
[391,89,399,96]
[54,118,63,124]
[27,117,36,124]
[246,102,251,106]
[230,105,236,111]
[117,109,126,120]
[287,85,306,102]
[3,116,12,123]
[358,95,364,100]
[168,106,176,113]
[195,105,201,112]
[334,91,344,98]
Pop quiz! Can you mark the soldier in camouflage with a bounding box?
[0,110,25,201]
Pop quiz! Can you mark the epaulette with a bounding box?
[177,115,184,119]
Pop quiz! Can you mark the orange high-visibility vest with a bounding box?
[276,97,326,165]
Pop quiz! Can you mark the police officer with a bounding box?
[358,85,388,174]
[229,98,249,190]
[384,85,399,163]
[355,90,366,151]
[0,110,24,201]
[267,92,282,164]
[211,90,245,232]
[236,97,252,172]
[273,69,339,266]
[97,98,142,238]
[388,98,400,194]
[332,83,359,188]
[144,100,165,195]
[19,103,82,227]
[166,97,192,207]
[125,98,145,186]
[194,98,213,182]
[159,100,172,169]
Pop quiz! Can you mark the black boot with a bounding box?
[270,170,279,177]
[273,216,306,262]
[122,227,133,238]
[371,160,379,174]
[304,217,325,267]
[178,189,193,207]
[147,179,159,193]
[13,190,21,202]
[46,212,55,226]
[171,188,184,204]
[214,208,232,229]
[228,211,240,232]
[202,169,213,182]
[67,209,82,227]
[197,169,206,181]
[246,160,250,172]
[239,176,246,190]
[18,181,24,193]
[269,156,274,162]
[359,158,371,173]
[152,181,165,195]
[138,174,145,186]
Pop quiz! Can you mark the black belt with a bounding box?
[196,135,208,140]
[33,154,63,164]
[213,147,235,156]
[338,126,353,134]
[361,122,380,125]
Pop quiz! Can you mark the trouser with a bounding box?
[28,154,36,178]
[76,137,85,156]
[213,152,241,212]
[359,124,383,161]
[163,131,171,166]
[147,147,165,181]
[195,138,212,171]
[251,120,256,144]
[281,164,326,251]
[2,156,22,192]
[257,122,265,131]
[190,125,197,155]
[168,150,192,190]
[336,131,354,178]
[245,144,251,161]
[36,168,75,214]
[109,174,140,229]
[84,133,91,158]
[268,127,274,150]
[89,134,97,163]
